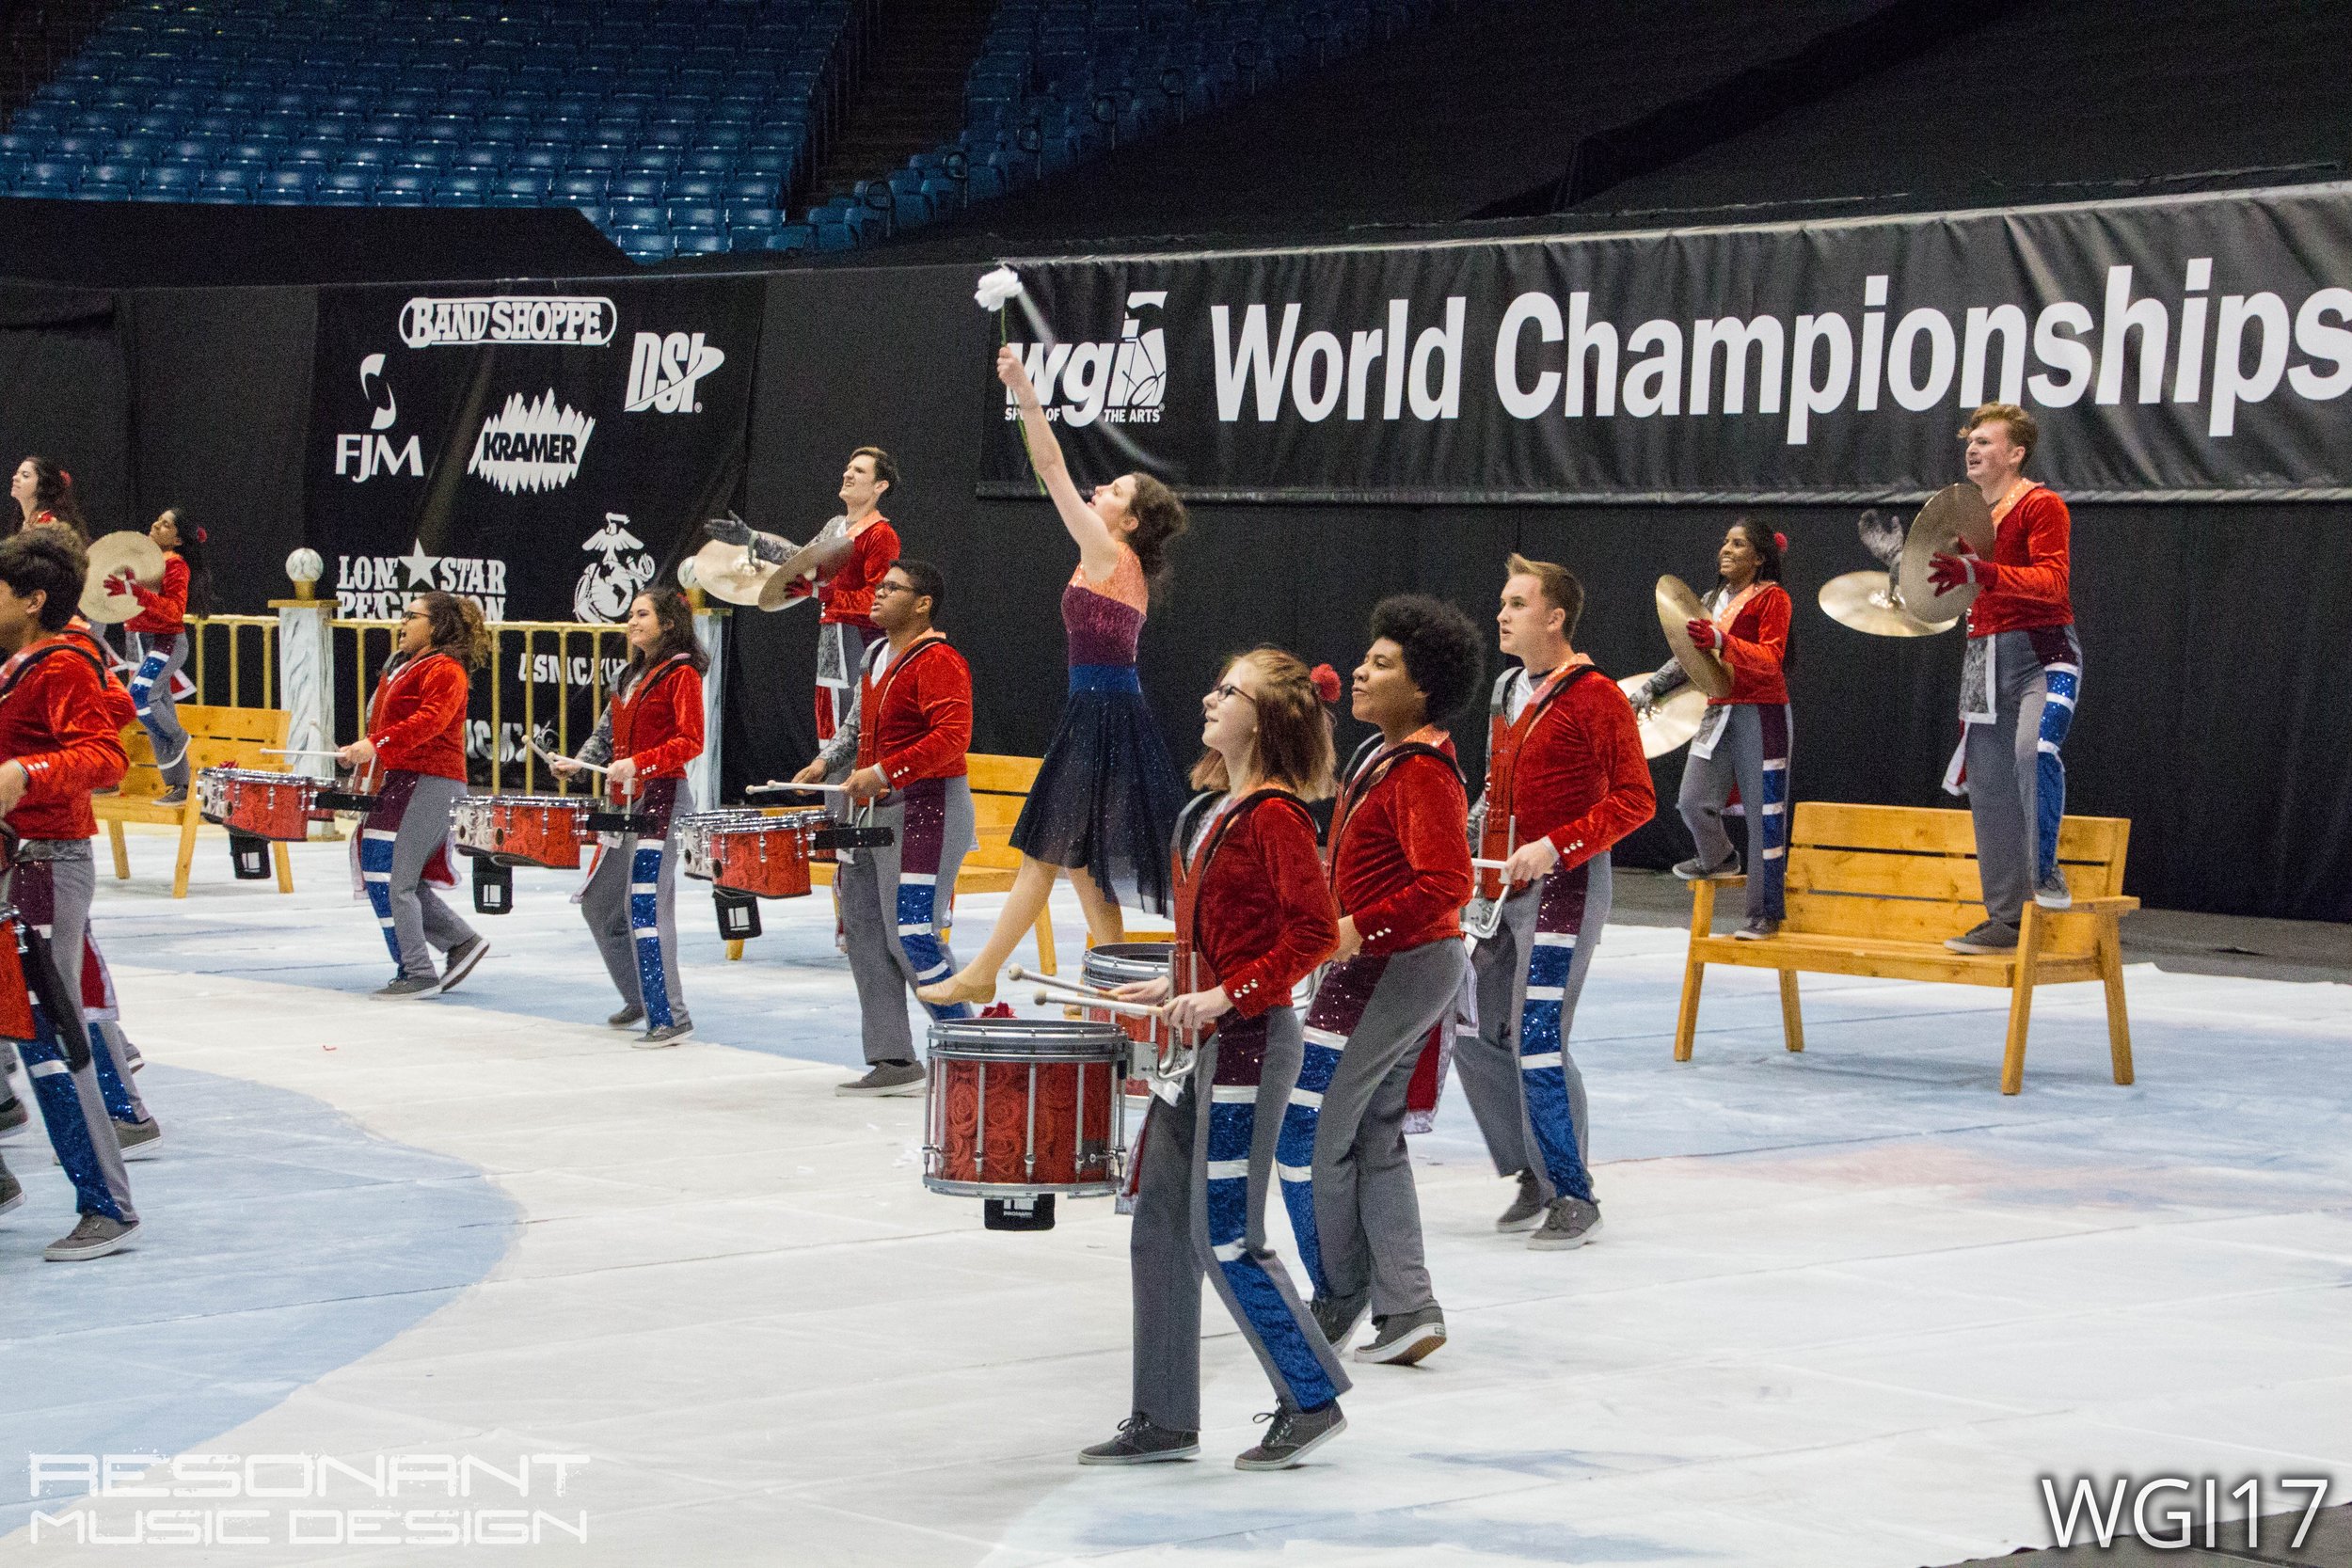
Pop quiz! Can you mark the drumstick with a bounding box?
[1471,858,1515,871]
[1009,965,1120,1003]
[527,739,609,775]
[745,779,853,795]
[1036,989,1165,1022]
[262,747,345,759]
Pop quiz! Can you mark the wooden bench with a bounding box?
[1673,802,2137,1094]
[723,752,1057,971]
[98,704,297,898]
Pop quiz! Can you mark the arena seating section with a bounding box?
[0,0,1438,262]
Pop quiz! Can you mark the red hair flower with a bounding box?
[1773,531,1789,552]
[1310,663,1342,705]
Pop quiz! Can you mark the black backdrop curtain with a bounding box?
[1,258,2342,921]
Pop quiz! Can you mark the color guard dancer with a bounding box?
[1081,648,1347,1471]
[8,456,87,540]
[337,592,490,999]
[792,561,977,1095]
[0,529,140,1259]
[1631,519,1795,938]
[918,346,1187,1006]
[106,507,211,808]
[1281,595,1480,1366]
[1930,404,2082,952]
[1455,556,1654,1250]
[552,589,705,1046]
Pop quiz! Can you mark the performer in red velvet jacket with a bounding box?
[1929,403,2082,954]
[1081,647,1350,1473]
[110,508,209,805]
[1634,517,1797,938]
[1279,594,1483,1371]
[338,592,488,1000]
[795,560,977,1095]
[554,589,705,1048]
[1457,554,1655,1255]
[0,527,141,1260]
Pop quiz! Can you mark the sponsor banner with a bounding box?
[307,277,759,768]
[980,182,2352,502]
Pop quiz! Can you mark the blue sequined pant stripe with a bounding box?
[19,1001,133,1223]
[87,1023,140,1124]
[1519,863,1596,1204]
[1202,1087,1342,1412]
[2035,661,2079,882]
[894,780,968,1021]
[628,843,675,1032]
[359,829,405,968]
[1279,958,1386,1300]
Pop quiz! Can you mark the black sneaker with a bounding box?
[2034,867,2072,911]
[1496,1169,1545,1233]
[156,786,189,808]
[1672,852,1740,881]
[1355,1305,1447,1366]
[1077,1414,1200,1465]
[0,1164,21,1216]
[1946,919,2020,955]
[437,935,490,994]
[45,1212,138,1261]
[607,1005,645,1030]
[373,974,439,999]
[634,1018,695,1049]
[1732,916,1779,942]
[1234,1402,1346,1470]
[1529,1196,1602,1251]
[836,1061,926,1097]
[0,1096,27,1140]
[1310,1290,1370,1353]
[115,1118,163,1159]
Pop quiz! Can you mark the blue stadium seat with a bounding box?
[142,164,203,197]
[512,145,565,171]
[812,219,855,251]
[323,168,377,198]
[83,161,143,194]
[609,173,667,200]
[50,133,107,159]
[681,150,737,175]
[617,230,675,261]
[571,202,610,228]
[261,166,322,202]
[438,171,490,203]
[552,171,608,202]
[675,230,728,255]
[667,175,723,201]
[724,202,779,231]
[453,145,508,171]
[0,134,49,158]
[609,201,666,229]
[766,222,815,254]
[669,202,723,230]
[400,144,455,168]
[25,159,83,192]
[378,168,434,198]
[494,172,549,203]
[202,166,260,198]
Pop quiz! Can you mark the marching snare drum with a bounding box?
[924,1018,1126,1199]
[675,808,826,899]
[195,768,317,842]
[1082,941,1172,1094]
[450,794,594,870]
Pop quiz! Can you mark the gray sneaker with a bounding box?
[1946,919,2020,955]
[1234,1402,1346,1470]
[1732,916,1779,942]
[437,935,490,994]
[1673,852,1740,880]
[1077,1414,1199,1465]
[1,1164,21,1216]
[1355,1305,1447,1366]
[836,1061,926,1097]
[115,1118,163,1159]
[2034,867,2072,911]
[1496,1169,1545,1232]
[156,786,188,808]
[607,1005,645,1029]
[0,1096,27,1139]
[1529,1195,1602,1250]
[1310,1290,1370,1353]
[634,1018,695,1049]
[373,974,439,999]
[45,1212,138,1261]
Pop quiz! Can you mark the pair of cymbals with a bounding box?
[1616,675,1708,758]
[690,521,855,611]
[1817,570,1956,637]
[80,531,166,624]
[1818,484,1993,638]
[1655,575,1734,699]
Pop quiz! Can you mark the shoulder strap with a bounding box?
[0,640,107,705]
[1184,787,1314,953]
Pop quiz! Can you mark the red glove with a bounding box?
[106,571,135,595]
[1684,618,1724,652]
[1927,551,2000,594]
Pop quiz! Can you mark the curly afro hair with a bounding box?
[1368,593,1486,724]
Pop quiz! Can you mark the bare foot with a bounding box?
[917,970,997,1007]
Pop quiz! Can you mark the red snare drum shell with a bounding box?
[931,1058,1117,1187]
[709,822,812,899]
[217,774,312,841]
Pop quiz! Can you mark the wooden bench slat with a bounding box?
[101,705,296,898]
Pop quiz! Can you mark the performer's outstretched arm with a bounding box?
[997,344,1123,580]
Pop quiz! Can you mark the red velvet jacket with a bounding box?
[1330,735,1471,952]
[1711,581,1791,707]
[855,635,971,786]
[1178,791,1339,1019]
[0,635,130,840]
[1965,483,2074,638]
[1482,664,1656,879]
[125,553,190,637]
[62,619,138,734]
[787,515,898,627]
[366,650,469,782]
[607,656,705,797]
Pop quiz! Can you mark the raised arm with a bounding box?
[997,344,1122,578]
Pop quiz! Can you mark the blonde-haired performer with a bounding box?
[1081,648,1348,1472]
[1929,403,2081,954]
[337,591,490,999]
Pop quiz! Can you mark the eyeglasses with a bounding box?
[873,581,914,597]
[1208,682,1255,705]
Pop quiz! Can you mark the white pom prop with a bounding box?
[974,265,1025,311]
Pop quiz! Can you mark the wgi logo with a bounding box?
[625,331,725,414]
[574,513,657,622]
[333,353,423,483]
[401,295,616,349]
[468,391,594,495]
[1005,290,1168,427]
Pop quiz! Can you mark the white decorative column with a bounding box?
[276,548,339,837]
[690,594,726,810]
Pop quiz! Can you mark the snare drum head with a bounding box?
[927,1016,1128,1060]
[1083,942,1173,987]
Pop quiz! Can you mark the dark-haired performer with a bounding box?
[1632,518,1795,939]
[1083,649,1346,1472]
[794,561,976,1095]
[1455,555,1654,1252]
[1930,403,2080,954]
[707,446,902,747]
[1279,595,1479,1368]
[338,592,490,999]
[106,507,210,806]
[0,528,141,1260]
[553,589,705,1047]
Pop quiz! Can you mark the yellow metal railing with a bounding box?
[188,615,279,710]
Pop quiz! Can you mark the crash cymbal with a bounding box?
[760,516,854,610]
[1655,575,1733,699]
[1896,483,1995,626]
[691,538,782,609]
[1818,569,1957,637]
[80,531,166,625]
[1617,675,1708,758]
